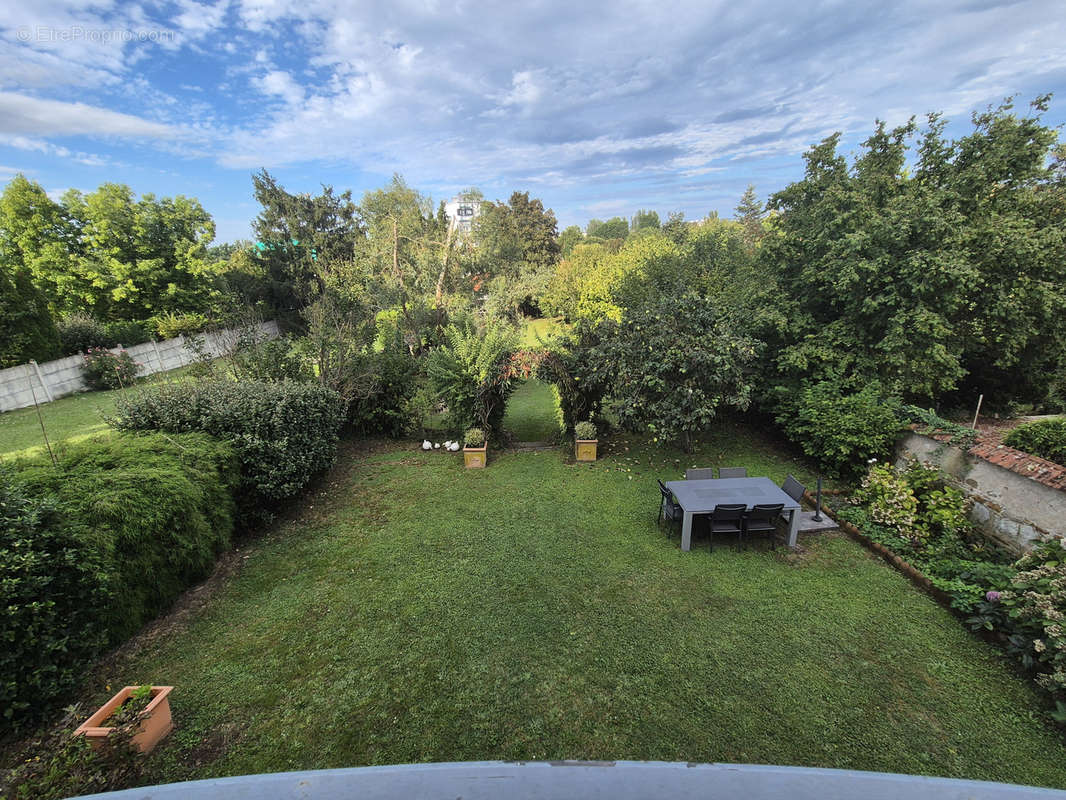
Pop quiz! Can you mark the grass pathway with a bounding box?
[502,379,561,442]
[82,426,1066,790]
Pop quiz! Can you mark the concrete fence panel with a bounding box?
[0,321,279,413]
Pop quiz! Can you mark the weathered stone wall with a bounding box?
[896,431,1066,554]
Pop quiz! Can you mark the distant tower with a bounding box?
[445,195,482,234]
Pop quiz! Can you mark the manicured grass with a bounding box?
[79,422,1066,790]
[0,365,199,461]
[502,379,561,441]
[519,316,566,348]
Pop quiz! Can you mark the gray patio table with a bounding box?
[664,477,802,551]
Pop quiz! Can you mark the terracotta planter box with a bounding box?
[463,444,487,468]
[575,439,598,462]
[75,686,174,753]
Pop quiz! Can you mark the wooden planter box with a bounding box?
[575,439,598,462]
[463,444,487,468]
[75,686,174,753]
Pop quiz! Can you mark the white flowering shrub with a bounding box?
[1003,537,1066,694]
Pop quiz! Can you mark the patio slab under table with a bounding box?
[664,477,802,551]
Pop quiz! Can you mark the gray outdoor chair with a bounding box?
[781,474,806,521]
[685,468,716,480]
[708,504,745,552]
[657,480,682,534]
[781,474,806,502]
[718,467,748,479]
[743,504,784,550]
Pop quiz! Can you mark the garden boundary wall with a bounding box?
[0,321,279,413]
[895,430,1066,555]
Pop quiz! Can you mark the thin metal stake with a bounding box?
[28,373,57,467]
[812,476,823,521]
[972,393,984,430]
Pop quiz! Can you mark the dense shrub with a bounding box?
[574,420,597,440]
[549,327,611,434]
[57,312,112,354]
[840,460,1014,612]
[6,433,236,729]
[112,380,344,521]
[778,381,901,477]
[58,315,152,356]
[18,433,238,640]
[348,342,420,437]
[82,347,140,389]
[425,317,518,438]
[1002,536,1066,695]
[104,319,151,347]
[0,469,108,729]
[1004,418,1066,467]
[579,293,759,452]
[230,335,314,384]
[151,311,208,340]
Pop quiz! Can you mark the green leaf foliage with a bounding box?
[425,316,519,438]
[80,347,140,390]
[6,432,237,728]
[762,99,1066,408]
[0,263,60,367]
[778,381,902,477]
[582,293,760,451]
[1003,418,1066,466]
[111,380,344,523]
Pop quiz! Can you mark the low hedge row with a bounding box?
[112,379,345,524]
[2,432,237,730]
[1004,418,1066,467]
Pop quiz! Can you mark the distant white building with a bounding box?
[444,196,482,234]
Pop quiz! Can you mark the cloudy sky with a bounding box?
[1,0,1064,243]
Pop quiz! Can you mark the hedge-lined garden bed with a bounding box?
[832,460,1066,720]
[2,433,237,729]
[3,380,347,733]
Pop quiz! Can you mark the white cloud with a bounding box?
[253,69,304,105]
[3,0,1066,230]
[0,134,70,158]
[0,92,179,138]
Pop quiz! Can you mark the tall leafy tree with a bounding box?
[57,184,220,320]
[251,169,361,327]
[762,97,1066,408]
[584,293,760,451]
[357,175,464,350]
[0,175,77,309]
[0,262,60,366]
[472,190,559,317]
[630,209,661,232]
[733,184,765,248]
[586,216,629,240]
[558,224,584,257]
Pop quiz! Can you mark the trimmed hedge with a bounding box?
[4,433,237,729]
[1004,418,1066,467]
[112,380,345,522]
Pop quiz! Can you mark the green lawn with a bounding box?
[75,422,1066,790]
[519,316,566,348]
[0,365,199,461]
[502,379,562,442]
